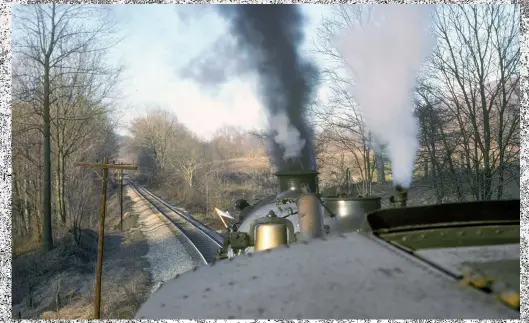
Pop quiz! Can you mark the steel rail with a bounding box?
[127,179,221,265]
[138,186,223,247]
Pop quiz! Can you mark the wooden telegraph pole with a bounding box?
[75,157,137,319]
[117,162,134,231]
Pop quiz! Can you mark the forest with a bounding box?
[11,4,520,255]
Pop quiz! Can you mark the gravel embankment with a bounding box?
[126,187,204,294]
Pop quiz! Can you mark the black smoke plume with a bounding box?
[189,5,318,172]
[218,5,318,172]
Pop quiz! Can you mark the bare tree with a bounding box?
[209,126,266,161]
[12,96,119,250]
[419,4,520,201]
[169,139,207,188]
[13,4,122,250]
[210,125,242,160]
[415,83,465,202]
[12,102,43,243]
[312,4,385,195]
[129,108,180,176]
[129,109,208,188]
[47,46,122,225]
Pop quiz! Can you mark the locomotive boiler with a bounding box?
[135,170,520,319]
[214,170,386,257]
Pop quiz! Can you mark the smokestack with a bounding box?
[275,170,319,194]
[216,5,319,172]
[390,184,408,208]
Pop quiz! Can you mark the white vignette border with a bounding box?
[0,0,526,322]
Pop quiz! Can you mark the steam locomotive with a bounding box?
[135,170,520,319]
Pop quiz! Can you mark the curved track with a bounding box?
[128,179,223,265]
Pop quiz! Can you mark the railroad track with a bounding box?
[127,179,224,265]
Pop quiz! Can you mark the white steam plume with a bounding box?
[269,111,306,161]
[337,5,436,188]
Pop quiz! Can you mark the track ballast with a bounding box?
[128,180,223,265]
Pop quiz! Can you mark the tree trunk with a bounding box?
[35,199,42,242]
[375,151,386,184]
[55,149,66,224]
[365,146,373,195]
[61,155,67,224]
[55,153,63,224]
[21,159,32,237]
[24,175,31,236]
[36,140,43,242]
[497,156,505,200]
[42,55,54,251]
[431,158,443,204]
[13,176,23,237]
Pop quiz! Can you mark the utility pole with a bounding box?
[117,162,134,231]
[74,157,137,319]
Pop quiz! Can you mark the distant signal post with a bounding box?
[113,161,135,231]
[74,157,138,319]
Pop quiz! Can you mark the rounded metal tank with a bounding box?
[322,195,381,234]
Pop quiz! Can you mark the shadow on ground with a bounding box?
[12,191,153,319]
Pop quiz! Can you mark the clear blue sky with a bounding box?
[109,4,332,140]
